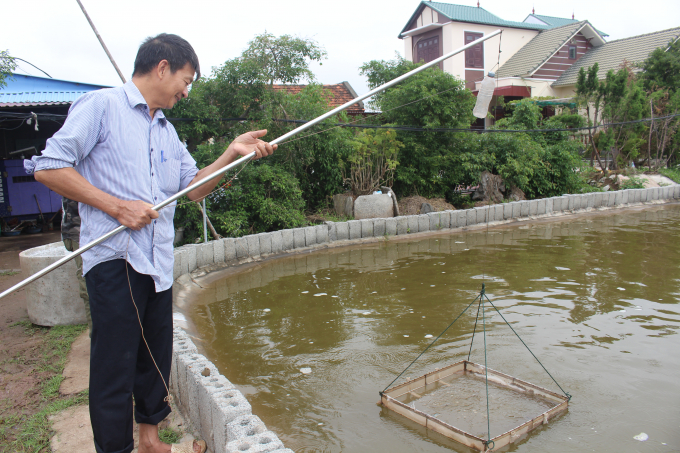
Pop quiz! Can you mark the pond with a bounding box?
[185,205,680,452]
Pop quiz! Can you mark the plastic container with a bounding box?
[473,73,496,119]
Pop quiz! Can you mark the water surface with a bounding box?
[187,205,680,452]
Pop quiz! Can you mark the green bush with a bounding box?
[621,175,646,189]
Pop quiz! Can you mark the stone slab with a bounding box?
[281,229,294,251]
[418,214,429,233]
[361,219,374,238]
[348,220,362,240]
[353,194,394,219]
[293,228,306,248]
[336,222,349,241]
[396,217,408,235]
[270,231,283,254]
[374,219,386,237]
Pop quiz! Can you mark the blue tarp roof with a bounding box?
[0,74,110,107]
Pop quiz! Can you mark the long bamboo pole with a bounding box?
[0,29,502,301]
[75,0,127,84]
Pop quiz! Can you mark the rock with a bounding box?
[332,194,353,217]
[354,194,394,220]
[420,203,434,214]
[507,186,526,202]
[602,185,610,191]
[472,171,504,203]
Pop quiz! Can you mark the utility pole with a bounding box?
[75,0,127,84]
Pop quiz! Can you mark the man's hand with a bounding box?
[114,200,159,230]
[225,130,277,161]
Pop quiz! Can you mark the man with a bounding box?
[61,197,92,335]
[25,34,276,453]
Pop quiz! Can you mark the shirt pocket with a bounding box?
[159,157,181,194]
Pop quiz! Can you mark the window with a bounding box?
[569,46,577,60]
[465,32,484,68]
[416,35,440,64]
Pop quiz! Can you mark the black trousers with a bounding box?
[86,259,172,453]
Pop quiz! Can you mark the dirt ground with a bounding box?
[0,231,62,421]
[397,196,455,216]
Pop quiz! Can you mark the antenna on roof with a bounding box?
[572,11,575,19]
[532,6,535,14]
[477,0,480,7]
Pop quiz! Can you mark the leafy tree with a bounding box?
[639,37,680,93]
[0,50,16,88]
[575,63,606,170]
[360,55,475,197]
[345,128,402,195]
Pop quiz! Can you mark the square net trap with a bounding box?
[380,360,569,451]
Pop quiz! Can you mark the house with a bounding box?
[399,1,679,128]
[272,82,365,116]
[0,73,109,219]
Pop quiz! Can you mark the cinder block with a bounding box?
[440,211,452,229]
[639,189,647,203]
[536,199,546,215]
[428,212,440,230]
[654,187,661,200]
[634,189,642,203]
[213,239,225,264]
[407,215,419,234]
[270,231,283,254]
[465,209,475,226]
[566,195,575,211]
[281,230,294,250]
[374,219,386,237]
[476,207,488,224]
[177,353,208,420]
[336,222,349,241]
[520,201,529,217]
[327,223,337,242]
[247,235,260,257]
[227,414,266,443]
[197,366,235,452]
[293,228,306,248]
[173,253,182,280]
[511,202,521,218]
[178,248,190,275]
[348,220,362,240]
[223,239,236,261]
[551,197,562,212]
[455,210,467,228]
[213,391,254,449]
[614,191,623,206]
[503,203,513,220]
[226,431,284,453]
[315,224,328,244]
[304,226,317,246]
[187,360,218,437]
[621,190,629,204]
[235,238,248,258]
[607,192,616,207]
[258,233,272,255]
[661,186,670,199]
[418,214,429,232]
[185,246,198,272]
[545,198,554,214]
[396,217,408,235]
[674,185,680,198]
[361,219,374,238]
[385,218,397,236]
[526,200,536,216]
[196,242,214,268]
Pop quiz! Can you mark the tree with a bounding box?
[639,38,680,93]
[360,55,475,197]
[0,50,16,88]
[575,63,606,170]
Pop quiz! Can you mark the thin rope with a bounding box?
[481,289,492,445]
[125,233,173,404]
[381,294,481,394]
[484,294,571,400]
[467,297,482,361]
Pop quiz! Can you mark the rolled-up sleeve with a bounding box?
[24,92,105,174]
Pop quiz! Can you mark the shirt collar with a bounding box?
[123,81,167,124]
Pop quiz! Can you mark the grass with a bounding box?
[159,426,183,443]
[0,271,20,276]
[659,167,680,184]
[0,322,87,452]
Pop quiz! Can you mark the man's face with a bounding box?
[159,62,195,109]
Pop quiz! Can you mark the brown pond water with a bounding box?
[186,205,680,452]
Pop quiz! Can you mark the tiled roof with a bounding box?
[0,91,90,107]
[530,14,579,28]
[497,21,587,78]
[272,82,364,113]
[526,14,608,37]
[400,1,547,37]
[553,27,680,86]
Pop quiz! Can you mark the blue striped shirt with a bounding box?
[24,81,198,291]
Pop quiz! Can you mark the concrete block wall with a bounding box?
[169,185,678,450]
[170,327,293,453]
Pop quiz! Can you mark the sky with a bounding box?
[2,0,679,97]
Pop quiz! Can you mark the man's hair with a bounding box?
[133,33,201,80]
